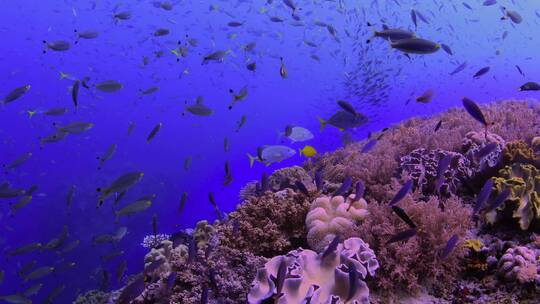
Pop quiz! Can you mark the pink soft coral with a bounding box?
[356,192,473,299]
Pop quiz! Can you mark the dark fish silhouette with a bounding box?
[389,180,413,206]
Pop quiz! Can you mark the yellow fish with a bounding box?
[299,145,317,157]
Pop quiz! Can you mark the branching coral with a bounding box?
[248,237,379,304]
[169,244,266,304]
[485,163,540,230]
[397,148,472,196]
[355,194,473,297]
[306,195,369,251]
[497,246,539,284]
[217,188,311,257]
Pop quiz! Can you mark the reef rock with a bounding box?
[306,195,369,252]
[248,237,379,304]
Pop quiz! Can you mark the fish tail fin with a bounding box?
[247,153,256,168]
[299,148,304,157]
[27,110,36,119]
[317,117,327,132]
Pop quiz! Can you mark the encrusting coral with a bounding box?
[305,194,369,252]
[217,188,311,257]
[193,220,215,249]
[248,237,379,304]
[397,148,472,196]
[485,163,540,230]
[497,245,539,284]
[355,192,473,298]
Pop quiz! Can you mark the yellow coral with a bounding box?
[487,164,540,230]
[464,239,483,252]
[502,140,539,165]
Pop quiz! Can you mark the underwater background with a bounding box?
[1,0,540,303]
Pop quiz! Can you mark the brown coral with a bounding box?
[217,188,311,257]
[503,140,539,166]
[169,245,266,304]
[356,193,473,298]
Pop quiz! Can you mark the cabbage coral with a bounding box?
[306,195,369,252]
[248,237,379,304]
[502,140,539,166]
[397,148,471,196]
[486,163,540,230]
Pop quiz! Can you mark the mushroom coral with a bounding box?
[485,163,540,230]
[248,237,379,304]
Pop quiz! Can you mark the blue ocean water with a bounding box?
[0,0,539,302]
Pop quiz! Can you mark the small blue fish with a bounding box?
[435,154,453,193]
[315,170,324,191]
[389,180,413,206]
[333,176,352,196]
[441,234,459,259]
[487,188,511,211]
[294,181,309,196]
[322,235,340,259]
[474,179,493,214]
[386,228,417,244]
[346,263,358,301]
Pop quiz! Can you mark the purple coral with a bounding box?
[462,130,505,174]
[497,246,539,284]
[397,148,472,196]
[248,237,378,304]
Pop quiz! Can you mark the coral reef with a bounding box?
[356,193,473,297]
[217,188,311,257]
[110,100,540,304]
[305,195,369,252]
[497,245,539,284]
[239,166,315,201]
[485,163,540,230]
[248,237,379,304]
[305,101,540,202]
[397,148,472,196]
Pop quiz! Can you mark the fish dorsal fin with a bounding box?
[196,96,204,105]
